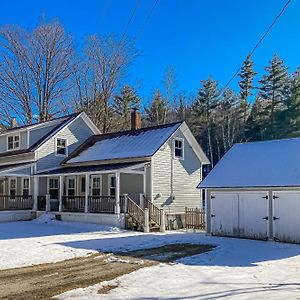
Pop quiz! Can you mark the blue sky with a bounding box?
[0,0,298,103]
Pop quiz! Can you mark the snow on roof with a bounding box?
[67,122,182,164]
[199,138,300,188]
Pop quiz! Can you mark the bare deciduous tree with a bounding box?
[74,34,138,133]
[0,21,74,125]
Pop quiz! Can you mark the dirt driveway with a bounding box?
[0,244,212,300]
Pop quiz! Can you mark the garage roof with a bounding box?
[199,138,300,188]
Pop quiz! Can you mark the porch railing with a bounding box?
[62,196,85,212]
[88,196,116,214]
[0,195,33,211]
[143,196,161,226]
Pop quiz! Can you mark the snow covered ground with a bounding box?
[2,214,300,299]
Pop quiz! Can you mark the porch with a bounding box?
[0,162,165,232]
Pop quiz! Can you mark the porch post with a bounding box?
[45,193,51,212]
[144,208,150,233]
[84,173,90,213]
[33,176,38,211]
[160,209,165,233]
[143,170,146,195]
[139,193,144,210]
[59,176,63,212]
[115,172,120,215]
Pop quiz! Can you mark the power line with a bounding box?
[99,0,111,32]
[221,0,291,95]
[135,0,160,42]
[121,0,141,40]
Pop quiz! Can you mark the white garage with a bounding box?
[199,138,300,244]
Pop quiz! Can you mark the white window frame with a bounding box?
[22,177,30,196]
[108,174,116,197]
[66,176,76,196]
[48,177,59,200]
[173,137,184,160]
[9,177,17,196]
[91,175,102,196]
[7,134,20,151]
[55,137,68,157]
[0,178,5,195]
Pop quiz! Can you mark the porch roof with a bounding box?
[36,161,147,176]
[0,162,33,176]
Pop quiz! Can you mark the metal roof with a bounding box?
[199,137,300,188]
[64,122,182,164]
[37,161,146,176]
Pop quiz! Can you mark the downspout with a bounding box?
[171,138,174,197]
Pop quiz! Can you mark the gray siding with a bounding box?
[36,117,94,172]
[120,173,143,202]
[0,131,27,153]
[29,124,58,147]
[152,129,202,213]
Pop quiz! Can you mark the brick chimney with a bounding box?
[131,109,141,130]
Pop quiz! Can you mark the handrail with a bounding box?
[143,195,161,226]
[127,196,144,227]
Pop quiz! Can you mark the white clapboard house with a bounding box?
[0,110,209,231]
[199,138,300,244]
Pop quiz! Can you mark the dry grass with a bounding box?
[0,243,213,300]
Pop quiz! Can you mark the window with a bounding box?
[9,178,16,197]
[22,178,30,196]
[174,138,184,159]
[92,176,101,196]
[49,178,59,200]
[108,175,116,196]
[56,138,67,156]
[0,179,5,195]
[81,177,86,193]
[7,135,20,150]
[67,177,76,196]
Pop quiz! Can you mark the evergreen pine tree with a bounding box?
[113,85,141,130]
[190,78,220,167]
[245,97,269,141]
[144,90,169,125]
[279,69,300,137]
[258,54,290,139]
[238,54,256,127]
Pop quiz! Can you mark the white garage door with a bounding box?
[211,192,269,240]
[273,192,300,243]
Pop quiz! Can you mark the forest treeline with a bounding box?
[0,21,299,166]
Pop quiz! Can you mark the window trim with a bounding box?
[21,177,30,196]
[66,176,76,197]
[0,178,5,195]
[108,174,116,197]
[48,177,59,200]
[7,133,20,151]
[9,177,17,197]
[55,137,68,157]
[91,175,102,196]
[173,137,184,160]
